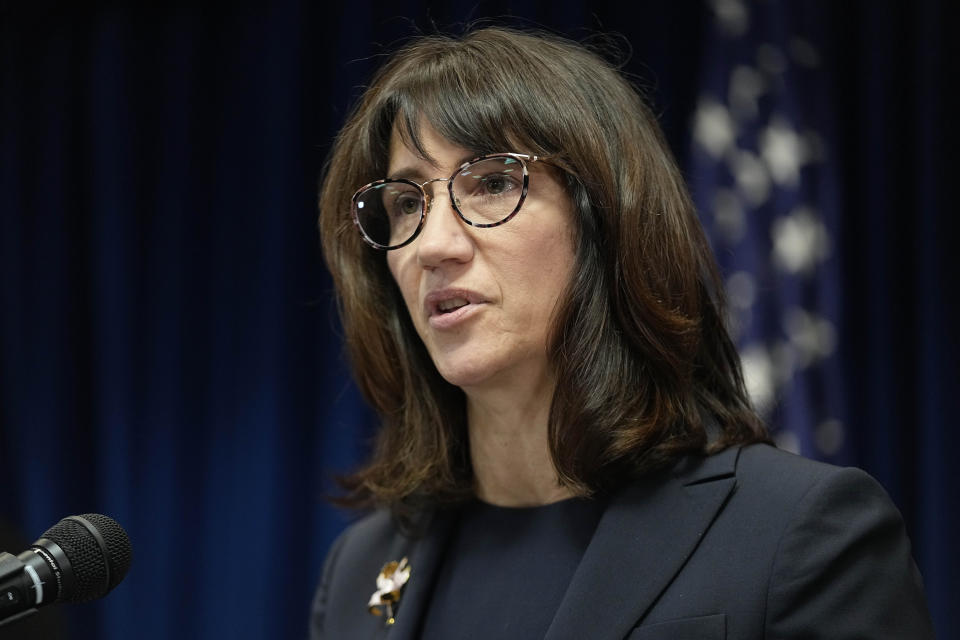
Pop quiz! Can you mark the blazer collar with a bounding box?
[382,446,741,640]
[544,446,741,640]
[383,509,456,640]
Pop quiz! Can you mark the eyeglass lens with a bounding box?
[354,156,526,248]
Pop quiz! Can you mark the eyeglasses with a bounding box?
[351,153,545,250]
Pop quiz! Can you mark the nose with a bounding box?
[415,183,475,268]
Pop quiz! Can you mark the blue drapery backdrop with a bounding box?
[1,2,955,638]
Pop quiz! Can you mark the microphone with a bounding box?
[0,513,132,627]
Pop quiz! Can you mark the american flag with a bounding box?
[688,0,849,463]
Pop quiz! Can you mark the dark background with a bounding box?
[1,1,956,638]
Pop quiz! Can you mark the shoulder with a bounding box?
[312,508,447,639]
[730,444,933,637]
[673,442,878,514]
[327,509,398,562]
[311,510,406,639]
[319,507,410,588]
[666,443,902,560]
[712,443,912,559]
[735,440,852,482]
[735,442,875,496]
[624,445,933,637]
[688,442,890,512]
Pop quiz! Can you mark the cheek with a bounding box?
[528,222,575,283]
[387,254,420,317]
[532,239,576,325]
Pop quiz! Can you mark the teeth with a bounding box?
[438,297,469,312]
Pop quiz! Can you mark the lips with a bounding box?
[424,288,487,328]
[437,297,469,313]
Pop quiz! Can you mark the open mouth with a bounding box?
[436,297,469,314]
[424,289,485,325]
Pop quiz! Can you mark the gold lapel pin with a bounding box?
[368,557,411,626]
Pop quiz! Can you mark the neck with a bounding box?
[464,373,574,507]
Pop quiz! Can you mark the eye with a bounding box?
[453,157,525,214]
[385,189,422,218]
[481,173,512,195]
[397,194,421,215]
[470,171,520,197]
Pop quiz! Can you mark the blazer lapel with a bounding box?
[384,509,456,640]
[544,447,741,640]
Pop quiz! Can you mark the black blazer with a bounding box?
[311,444,933,639]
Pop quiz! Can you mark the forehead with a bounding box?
[387,119,477,179]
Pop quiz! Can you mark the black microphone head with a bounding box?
[39,513,132,603]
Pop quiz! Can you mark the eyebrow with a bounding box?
[387,154,477,181]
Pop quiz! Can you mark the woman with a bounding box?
[312,27,932,639]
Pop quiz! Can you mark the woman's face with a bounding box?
[385,122,577,394]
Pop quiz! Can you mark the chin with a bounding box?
[435,364,493,389]
[428,343,544,392]
[432,353,501,389]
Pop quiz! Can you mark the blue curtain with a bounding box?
[1,2,954,638]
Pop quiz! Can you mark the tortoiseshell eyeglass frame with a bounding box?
[350,152,547,251]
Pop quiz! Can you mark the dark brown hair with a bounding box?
[318,27,767,513]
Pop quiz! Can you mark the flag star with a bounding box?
[713,188,746,243]
[728,65,765,120]
[771,206,831,273]
[726,271,757,310]
[771,339,797,385]
[694,98,737,159]
[761,116,804,186]
[784,307,837,366]
[740,343,775,414]
[731,149,771,205]
[710,0,750,37]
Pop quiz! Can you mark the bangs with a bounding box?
[393,93,521,162]
[369,37,569,169]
